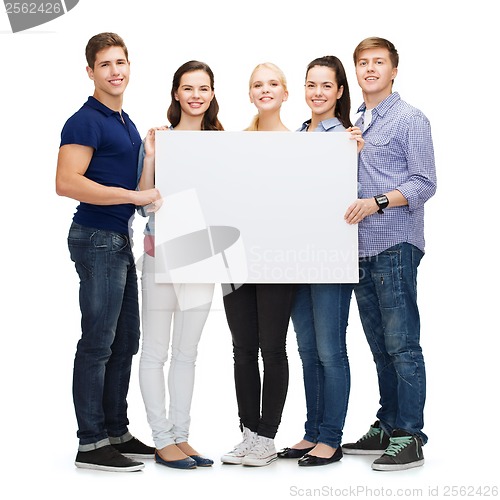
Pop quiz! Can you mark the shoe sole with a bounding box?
[371,458,425,471]
[242,456,278,467]
[122,453,155,459]
[221,458,243,464]
[75,461,145,472]
[342,448,386,455]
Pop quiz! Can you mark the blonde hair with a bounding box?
[246,62,288,131]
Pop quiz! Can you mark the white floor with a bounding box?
[3,284,498,499]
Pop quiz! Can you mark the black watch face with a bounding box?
[376,195,389,208]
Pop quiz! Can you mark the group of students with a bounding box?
[56,32,437,474]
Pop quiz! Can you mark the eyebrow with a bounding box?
[306,80,334,85]
[97,58,127,65]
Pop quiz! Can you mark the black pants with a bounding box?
[223,283,296,439]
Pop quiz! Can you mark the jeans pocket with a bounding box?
[372,251,402,309]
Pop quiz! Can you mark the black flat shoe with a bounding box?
[277,446,315,459]
[298,447,343,467]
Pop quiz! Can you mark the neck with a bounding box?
[93,90,123,112]
[174,113,204,131]
[363,89,392,110]
[309,111,334,132]
[256,111,288,131]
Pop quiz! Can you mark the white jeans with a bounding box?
[139,253,214,449]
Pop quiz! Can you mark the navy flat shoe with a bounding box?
[154,450,197,469]
[277,446,315,459]
[298,447,343,467]
[190,455,214,467]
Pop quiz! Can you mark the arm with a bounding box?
[344,114,436,225]
[138,128,157,191]
[344,189,407,225]
[56,143,161,207]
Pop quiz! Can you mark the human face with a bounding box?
[249,67,288,112]
[355,48,397,104]
[174,70,214,118]
[305,65,343,121]
[86,46,130,107]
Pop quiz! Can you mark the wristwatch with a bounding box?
[374,194,389,214]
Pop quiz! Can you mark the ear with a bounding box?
[282,90,289,102]
[337,85,344,100]
[174,91,179,101]
[86,66,94,81]
[391,67,398,81]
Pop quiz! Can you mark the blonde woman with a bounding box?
[221,63,295,467]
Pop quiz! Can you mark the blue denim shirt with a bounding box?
[297,116,345,133]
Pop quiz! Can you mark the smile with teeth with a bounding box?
[109,78,123,85]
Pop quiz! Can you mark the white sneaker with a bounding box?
[221,427,257,464]
[241,435,277,467]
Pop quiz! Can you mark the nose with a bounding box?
[110,63,120,75]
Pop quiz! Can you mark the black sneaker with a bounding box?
[371,429,424,471]
[111,437,155,459]
[75,445,145,472]
[342,421,390,455]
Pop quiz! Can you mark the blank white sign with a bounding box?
[154,131,358,283]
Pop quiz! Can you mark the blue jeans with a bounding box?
[68,223,140,448]
[354,243,427,444]
[291,283,353,448]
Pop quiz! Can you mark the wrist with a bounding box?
[374,194,389,214]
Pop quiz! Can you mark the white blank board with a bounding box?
[154,131,358,283]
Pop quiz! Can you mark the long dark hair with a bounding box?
[306,56,352,128]
[167,60,224,131]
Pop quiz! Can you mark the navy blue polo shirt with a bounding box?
[60,96,141,235]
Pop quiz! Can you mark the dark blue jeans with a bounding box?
[223,284,295,439]
[354,243,427,443]
[68,223,140,448]
[291,283,353,448]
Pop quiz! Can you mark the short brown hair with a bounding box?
[353,37,399,68]
[85,32,128,69]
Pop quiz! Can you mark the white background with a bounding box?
[0,1,497,498]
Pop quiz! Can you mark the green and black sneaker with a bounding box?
[371,429,424,471]
[342,421,390,455]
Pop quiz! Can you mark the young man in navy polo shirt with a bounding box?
[56,32,161,472]
[343,37,437,471]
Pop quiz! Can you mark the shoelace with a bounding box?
[383,436,413,457]
[247,440,268,456]
[233,436,255,454]
[360,426,381,441]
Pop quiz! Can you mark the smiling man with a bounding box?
[343,37,437,471]
[56,32,161,472]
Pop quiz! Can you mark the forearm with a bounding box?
[56,172,139,205]
[138,155,155,191]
